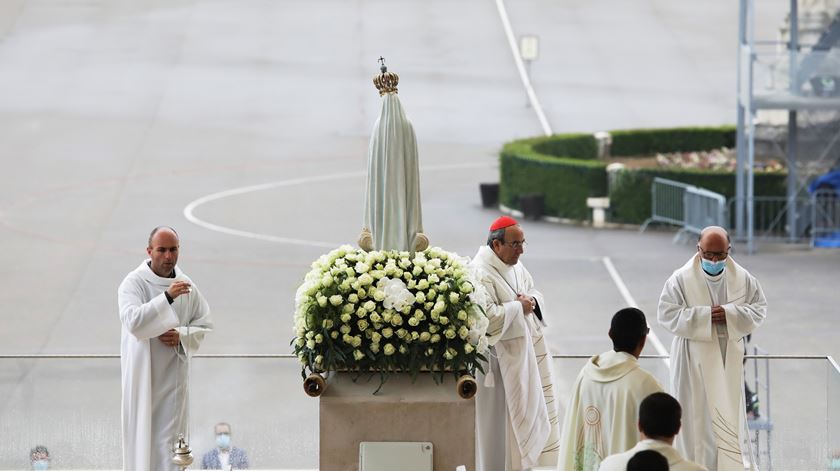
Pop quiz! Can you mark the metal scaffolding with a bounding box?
[736,0,840,253]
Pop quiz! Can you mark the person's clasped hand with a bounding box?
[711,305,727,324]
[517,294,535,315]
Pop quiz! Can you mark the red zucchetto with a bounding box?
[489,216,518,231]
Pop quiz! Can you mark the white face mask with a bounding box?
[701,258,726,275]
[216,433,231,449]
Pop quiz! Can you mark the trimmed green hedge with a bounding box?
[499,126,787,224]
[610,126,737,157]
[500,135,606,220]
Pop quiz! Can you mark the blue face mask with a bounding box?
[216,433,231,449]
[701,258,726,276]
[32,460,49,471]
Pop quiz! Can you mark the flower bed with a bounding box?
[292,246,489,386]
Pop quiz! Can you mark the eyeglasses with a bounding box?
[503,240,527,249]
[698,246,730,260]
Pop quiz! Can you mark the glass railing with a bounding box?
[1,353,838,470]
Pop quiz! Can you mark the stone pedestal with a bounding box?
[319,372,475,471]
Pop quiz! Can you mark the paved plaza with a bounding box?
[0,0,836,468]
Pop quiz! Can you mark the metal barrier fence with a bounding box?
[726,196,813,243]
[812,189,840,247]
[722,191,840,246]
[683,186,726,235]
[641,177,726,241]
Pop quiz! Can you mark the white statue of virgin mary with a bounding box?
[358,59,428,252]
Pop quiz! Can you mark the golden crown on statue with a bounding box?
[373,56,399,95]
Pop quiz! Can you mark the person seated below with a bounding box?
[201,422,249,469]
[557,307,664,471]
[598,392,707,471]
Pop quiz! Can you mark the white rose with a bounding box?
[306,339,316,349]
[355,262,370,274]
[382,327,394,338]
[357,319,369,331]
[353,349,365,361]
[330,331,339,339]
[315,334,324,344]
[322,319,334,329]
[430,334,441,343]
[449,292,460,303]
[396,328,408,339]
[383,344,396,356]
[321,274,333,288]
[329,295,343,306]
[348,293,359,304]
[415,292,426,303]
[408,317,419,327]
[464,343,475,354]
[419,332,431,342]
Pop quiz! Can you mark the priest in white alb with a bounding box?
[557,308,663,471]
[119,226,213,470]
[470,216,560,471]
[658,226,766,471]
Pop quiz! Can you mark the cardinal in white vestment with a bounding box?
[558,308,663,471]
[119,227,213,471]
[658,226,766,471]
[470,216,560,471]
[598,392,707,471]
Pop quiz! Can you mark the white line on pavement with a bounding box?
[183,162,494,248]
[602,256,671,367]
[493,0,553,136]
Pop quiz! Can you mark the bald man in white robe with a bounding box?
[119,227,213,470]
[658,226,766,471]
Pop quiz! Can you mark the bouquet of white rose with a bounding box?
[292,245,489,389]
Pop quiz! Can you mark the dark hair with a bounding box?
[627,449,669,471]
[148,226,179,246]
[609,307,648,353]
[486,228,506,247]
[639,392,682,439]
